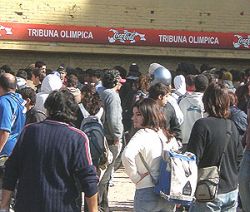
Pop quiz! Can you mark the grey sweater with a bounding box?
[101,89,124,143]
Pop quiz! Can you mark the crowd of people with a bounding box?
[0,61,249,212]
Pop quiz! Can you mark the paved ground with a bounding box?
[7,167,134,212]
[8,168,244,212]
[109,168,134,211]
[107,169,244,212]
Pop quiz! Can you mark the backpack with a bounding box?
[177,93,188,104]
[140,138,198,206]
[154,151,198,205]
[80,117,106,168]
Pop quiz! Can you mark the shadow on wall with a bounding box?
[0,50,250,74]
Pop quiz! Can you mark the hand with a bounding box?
[136,172,149,184]
[113,139,120,145]
[139,172,149,179]
[0,189,13,211]
[0,209,9,212]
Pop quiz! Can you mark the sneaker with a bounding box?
[109,182,114,187]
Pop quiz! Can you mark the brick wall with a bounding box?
[0,0,250,67]
[1,0,249,31]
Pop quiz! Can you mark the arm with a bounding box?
[0,130,24,210]
[73,135,98,202]
[85,193,98,212]
[236,133,244,171]
[2,143,21,192]
[231,122,243,171]
[0,130,9,153]
[122,132,143,184]
[169,110,182,141]
[0,99,15,152]
[163,104,182,141]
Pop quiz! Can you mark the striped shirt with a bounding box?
[3,119,98,212]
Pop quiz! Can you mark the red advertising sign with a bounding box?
[0,22,249,50]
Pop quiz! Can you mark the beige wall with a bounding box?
[0,0,250,67]
[1,0,249,31]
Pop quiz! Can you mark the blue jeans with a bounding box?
[239,150,250,212]
[189,189,238,212]
[134,187,176,212]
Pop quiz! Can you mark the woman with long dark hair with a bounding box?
[122,98,180,212]
[187,83,243,212]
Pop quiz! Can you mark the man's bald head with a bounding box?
[0,73,17,93]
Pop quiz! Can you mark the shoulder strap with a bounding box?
[138,131,164,185]
[78,103,90,119]
[138,152,157,184]
[218,119,232,171]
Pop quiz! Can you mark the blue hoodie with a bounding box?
[230,106,247,135]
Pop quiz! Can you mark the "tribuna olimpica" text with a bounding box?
[159,35,219,44]
[28,28,94,39]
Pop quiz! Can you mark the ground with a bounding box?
[109,168,134,211]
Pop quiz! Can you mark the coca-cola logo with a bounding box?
[0,25,13,37]
[108,29,146,44]
[233,35,250,48]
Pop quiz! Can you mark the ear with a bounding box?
[25,98,32,106]
[158,94,164,101]
[113,79,118,87]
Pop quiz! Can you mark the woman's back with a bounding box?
[187,117,243,193]
[123,128,180,189]
[123,129,162,189]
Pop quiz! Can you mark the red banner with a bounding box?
[0,22,250,50]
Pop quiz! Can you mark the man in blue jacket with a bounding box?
[0,73,26,157]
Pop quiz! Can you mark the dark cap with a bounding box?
[127,63,141,79]
[129,63,139,72]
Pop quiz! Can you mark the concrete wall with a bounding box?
[1,50,249,73]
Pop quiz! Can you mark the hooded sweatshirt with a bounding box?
[179,92,205,144]
[35,74,62,113]
[172,75,187,102]
[148,63,163,76]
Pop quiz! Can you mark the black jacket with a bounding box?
[25,107,47,125]
[163,102,182,141]
[230,106,247,135]
[187,117,243,194]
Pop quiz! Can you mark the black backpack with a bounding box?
[80,117,105,168]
